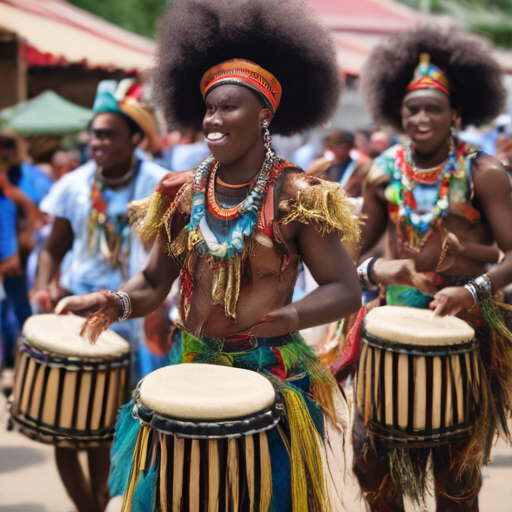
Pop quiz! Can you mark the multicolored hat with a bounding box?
[200,59,282,113]
[406,53,450,95]
[93,79,162,153]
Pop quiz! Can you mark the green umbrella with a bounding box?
[0,90,94,136]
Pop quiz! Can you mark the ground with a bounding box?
[0,392,511,511]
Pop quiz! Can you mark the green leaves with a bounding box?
[69,0,169,38]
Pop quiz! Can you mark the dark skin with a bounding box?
[361,89,512,317]
[57,84,361,341]
[33,113,142,310]
[355,88,512,511]
[32,112,142,512]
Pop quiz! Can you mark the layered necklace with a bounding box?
[88,159,139,277]
[393,140,469,252]
[184,150,285,320]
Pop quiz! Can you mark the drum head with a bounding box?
[140,364,276,422]
[365,306,475,346]
[22,314,130,357]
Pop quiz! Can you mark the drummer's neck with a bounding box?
[101,156,135,189]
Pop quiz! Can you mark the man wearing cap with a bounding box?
[31,80,168,512]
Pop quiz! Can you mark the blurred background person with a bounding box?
[30,79,169,512]
[154,128,209,172]
[0,172,21,383]
[0,131,43,375]
[306,129,372,198]
[368,130,392,158]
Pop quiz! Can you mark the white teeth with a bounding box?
[418,127,430,132]
[207,132,225,141]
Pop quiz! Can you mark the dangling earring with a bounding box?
[448,125,456,153]
[261,120,272,158]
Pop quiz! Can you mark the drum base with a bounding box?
[8,399,115,449]
[366,419,474,449]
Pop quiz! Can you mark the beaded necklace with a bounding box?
[185,151,285,320]
[393,141,469,251]
[187,150,283,261]
[88,159,139,277]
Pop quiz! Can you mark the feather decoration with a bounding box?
[109,402,142,497]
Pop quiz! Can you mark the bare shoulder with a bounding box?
[471,152,511,195]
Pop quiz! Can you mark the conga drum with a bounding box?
[122,363,282,511]
[9,314,131,447]
[356,306,481,446]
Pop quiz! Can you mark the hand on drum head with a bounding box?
[55,291,120,344]
[372,259,439,296]
[429,286,475,317]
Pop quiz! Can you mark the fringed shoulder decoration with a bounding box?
[364,145,399,190]
[129,170,194,246]
[279,172,361,251]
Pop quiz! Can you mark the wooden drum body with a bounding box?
[356,306,480,446]
[9,314,131,447]
[127,364,282,512]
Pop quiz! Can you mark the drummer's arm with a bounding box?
[119,241,181,318]
[359,181,388,259]
[474,156,512,290]
[35,217,73,291]
[431,156,512,316]
[251,223,362,337]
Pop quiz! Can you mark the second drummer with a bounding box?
[56,0,365,510]
[347,24,512,512]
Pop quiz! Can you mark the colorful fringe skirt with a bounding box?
[108,330,353,512]
[361,284,512,506]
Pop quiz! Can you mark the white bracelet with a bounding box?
[113,291,132,322]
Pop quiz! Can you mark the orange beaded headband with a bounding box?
[200,58,282,113]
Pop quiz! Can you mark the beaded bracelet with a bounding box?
[113,291,132,322]
[464,274,493,307]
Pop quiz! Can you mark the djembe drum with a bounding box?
[9,314,130,447]
[125,363,282,512]
[356,306,481,446]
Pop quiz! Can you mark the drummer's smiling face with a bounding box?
[203,84,272,172]
[401,89,459,158]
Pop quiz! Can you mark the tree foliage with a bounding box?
[399,0,512,47]
[68,0,168,38]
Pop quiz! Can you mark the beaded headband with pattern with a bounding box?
[200,59,282,113]
[406,53,450,95]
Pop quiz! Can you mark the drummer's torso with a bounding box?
[377,145,493,276]
[181,233,300,337]
[386,213,492,276]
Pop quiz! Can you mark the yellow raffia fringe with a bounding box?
[121,425,148,512]
[279,340,339,423]
[281,387,330,512]
[280,179,362,259]
[259,432,273,512]
[128,191,171,246]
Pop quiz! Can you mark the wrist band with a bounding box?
[367,257,378,286]
[357,257,379,290]
[113,291,132,322]
[464,274,493,307]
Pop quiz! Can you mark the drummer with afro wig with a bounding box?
[334,23,512,512]
[57,0,366,510]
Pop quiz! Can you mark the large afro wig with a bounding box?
[361,24,506,130]
[152,0,342,134]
